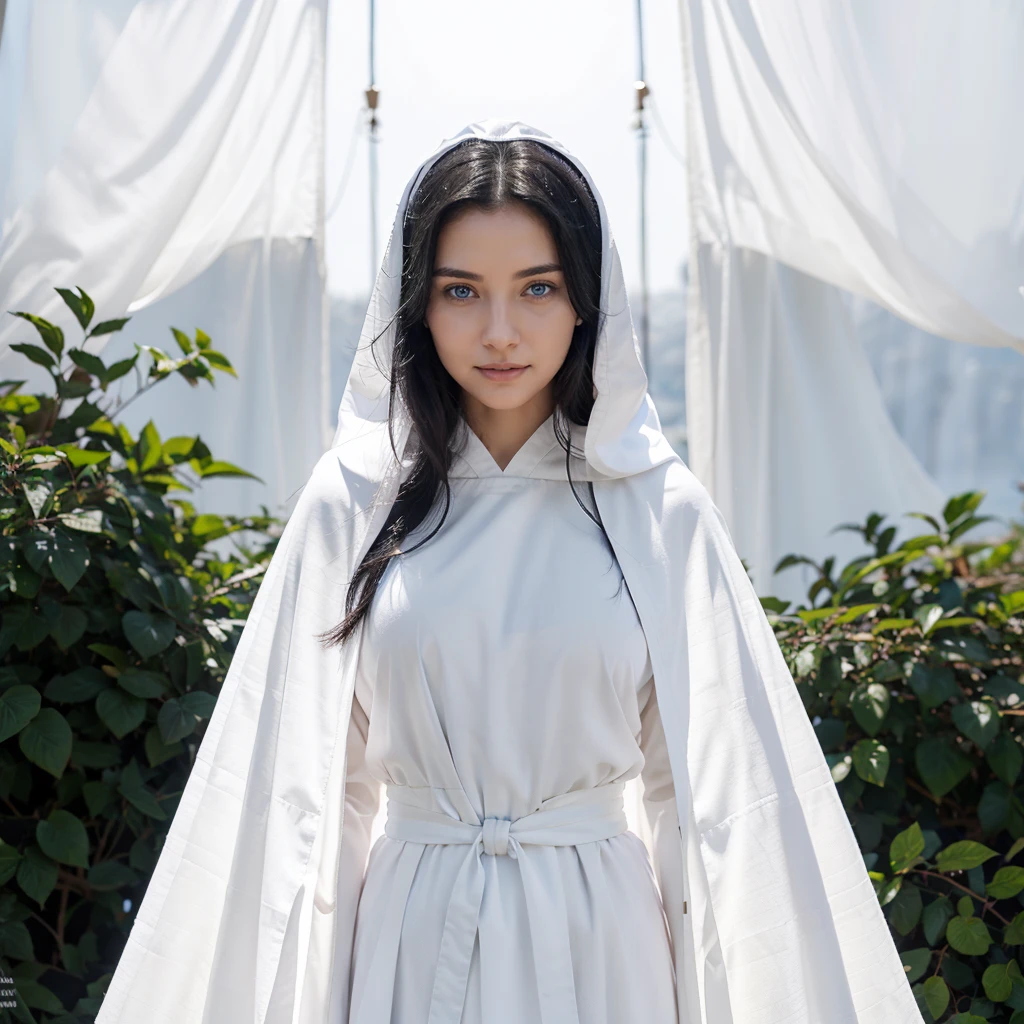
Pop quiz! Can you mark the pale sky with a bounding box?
[324,0,690,301]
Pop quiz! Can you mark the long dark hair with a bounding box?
[319,137,624,648]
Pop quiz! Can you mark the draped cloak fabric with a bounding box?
[94,119,925,1024]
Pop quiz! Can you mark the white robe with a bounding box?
[94,119,924,1024]
[343,412,679,1023]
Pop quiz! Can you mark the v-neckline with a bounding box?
[456,412,558,479]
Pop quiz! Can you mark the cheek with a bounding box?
[426,307,476,378]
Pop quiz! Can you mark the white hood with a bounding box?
[332,117,678,481]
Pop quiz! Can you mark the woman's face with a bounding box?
[425,202,580,419]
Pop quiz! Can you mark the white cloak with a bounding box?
[95,119,924,1024]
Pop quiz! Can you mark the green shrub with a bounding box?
[0,288,282,1022]
[768,491,1024,1022]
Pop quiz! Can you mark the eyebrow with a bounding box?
[432,262,563,281]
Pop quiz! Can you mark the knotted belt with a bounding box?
[356,781,629,1024]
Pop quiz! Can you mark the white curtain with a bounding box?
[0,0,328,517]
[680,0,1024,602]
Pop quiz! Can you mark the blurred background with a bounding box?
[2,0,1022,603]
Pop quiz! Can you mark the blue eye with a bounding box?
[446,284,474,301]
[527,282,553,297]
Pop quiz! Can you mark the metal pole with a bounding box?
[634,0,651,375]
[366,0,379,290]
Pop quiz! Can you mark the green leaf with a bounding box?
[105,353,139,383]
[908,663,960,711]
[44,667,108,703]
[87,316,130,338]
[88,860,140,889]
[900,947,931,983]
[0,842,21,887]
[923,895,954,945]
[872,617,916,634]
[957,895,974,917]
[10,341,56,371]
[890,822,926,874]
[978,780,1012,835]
[916,738,974,799]
[19,708,72,778]
[988,733,1023,786]
[16,845,58,908]
[87,643,129,670]
[67,347,107,378]
[122,610,176,658]
[56,507,105,533]
[983,961,1017,1002]
[26,528,93,592]
[0,685,41,744]
[952,699,1001,750]
[82,780,116,817]
[938,635,992,666]
[194,459,261,481]
[117,758,167,821]
[936,840,999,873]
[144,726,184,768]
[889,883,923,935]
[942,955,976,990]
[36,809,89,868]
[922,976,950,1020]
[117,669,168,699]
[70,738,121,770]
[0,919,34,960]
[852,738,890,786]
[851,682,890,737]
[157,698,197,744]
[178,690,216,719]
[46,604,88,649]
[171,327,193,355]
[201,348,236,376]
[137,420,162,473]
[813,717,846,753]
[22,480,53,517]
[162,436,197,461]
[986,674,1024,710]
[96,688,146,739]
[55,286,95,331]
[15,973,64,1012]
[946,915,993,956]
[1006,911,1024,945]
[10,311,64,358]
[987,867,1024,900]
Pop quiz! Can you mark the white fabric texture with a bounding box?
[94,119,923,1024]
[0,0,329,515]
[345,411,678,1023]
[679,0,1024,597]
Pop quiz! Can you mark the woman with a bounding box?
[96,120,923,1024]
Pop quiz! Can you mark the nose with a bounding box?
[481,298,519,350]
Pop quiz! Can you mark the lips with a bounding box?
[477,365,528,381]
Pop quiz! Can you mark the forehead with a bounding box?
[434,204,558,261]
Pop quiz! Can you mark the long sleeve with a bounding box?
[638,675,688,999]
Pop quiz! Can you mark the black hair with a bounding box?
[319,137,624,648]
